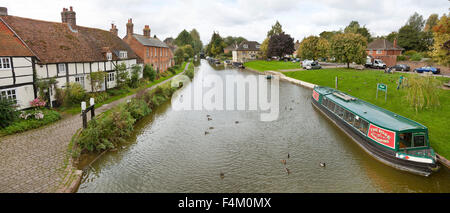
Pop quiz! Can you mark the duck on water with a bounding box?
[311,86,439,176]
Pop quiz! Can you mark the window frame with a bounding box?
[0,88,17,102]
[0,57,11,70]
[58,63,67,74]
[75,75,85,88]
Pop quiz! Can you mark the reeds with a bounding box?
[405,74,442,112]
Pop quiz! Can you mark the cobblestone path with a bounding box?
[0,63,189,193]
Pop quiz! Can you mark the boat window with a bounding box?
[344,110,355,125]
[354,116,361,129]
[413,135,425,147]
[360,120,369,133]
[398,133,413,149]
[322,98,328,106]
[327,100,335,111]
[335,105,344,118]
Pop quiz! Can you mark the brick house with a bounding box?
[366,39,404,67]
[232,41,261,63]
[0,6,139,107]
[123,19,173,72]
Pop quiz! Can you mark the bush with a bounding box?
[410,53,423,61]
[1,109,61,135]
[397,55,407,61]
[64,83,88,107]
[107,87,129,97]
[404,50,418,57]
[128,64,142,88]
[143,64,156,82]
[0,98,18,128]
[125,98,151,120]
[89,92,109,104]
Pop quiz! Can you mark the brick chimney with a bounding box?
[110,23,118,36]
[143,25,151,38]
[393,39,397,48]
[61,6,76,29]
[0,7,8,16]
[126,18,134,36]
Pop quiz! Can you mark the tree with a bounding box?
[174,48,185,65]
[224,36,247,47]
[407,12,425,32]
[175,30,193,47]
[298,36,330,60]
[386,31,399,43]
[190,29,203,54]
[267,32,295,58]
[267,21,284,37]
[182,45,194,59]
[206,31,225,57]
[425,14,439,32]
[260,37,270,59]
[88,71,107,92]
[330,33,367,68]
[431,14,450,66]
[115,63,129,88]
[344,21,372,43]
[143,64,156,81]
[319,30,341,41]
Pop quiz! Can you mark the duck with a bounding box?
[320,162,326,167]
[281,159,286,165]
[285,168,291,175]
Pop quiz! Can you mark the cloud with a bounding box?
[2,0,448,44]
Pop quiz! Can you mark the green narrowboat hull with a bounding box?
[311,86,439,176]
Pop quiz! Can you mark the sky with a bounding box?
[1,0,448,44]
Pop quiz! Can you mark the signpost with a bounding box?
[376,83,387,101]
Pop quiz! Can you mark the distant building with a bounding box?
[366,39,404,67]
[123,19,174,72]
[232,41,261,63]
[223,44,237,54]
[0,6,139,108]
[293,40,301,57]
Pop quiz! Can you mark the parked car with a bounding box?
[414,66,441,74]
[302,60,314,69]
[305,62,321,70]
[292,58,301,63]
[390,64,410,72]
[365,56,386,69]
[224,60,232,65]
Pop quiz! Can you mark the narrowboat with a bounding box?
[311,86,439,176]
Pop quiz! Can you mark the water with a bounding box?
[78,60,450,193]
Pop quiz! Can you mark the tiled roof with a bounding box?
[234,41,260,51]
[133,34,169,48]
[0,15,138,64]
[367,39,404,51]
[0,22,33,57]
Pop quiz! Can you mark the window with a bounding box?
[0,57,11,70]
[327,100,335,112]
[334,105,344,118]
[243,44,248,49]
[398,133,413,149]
[344,110,355,125]
[146,48,150,57]
[256,45,260,49]
[154,48,156,57]
[75,76,85,88]
[0,89,17,101]
[108,72,115,82]
[58,64,66,74]
[376,50,382,54]
[413,135,425,147]
[106,52,112,61]
[359,120,369,134]
[322,97,328,107]
[119,51,128,59]
[160,48,162,56]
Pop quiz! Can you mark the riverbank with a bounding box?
[62,62,195,193]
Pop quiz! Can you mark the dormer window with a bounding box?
[107,52,112,61]
[119,51,128,59]
[256,45,260,49]
[243,44,248,49]
[58,63,66,74]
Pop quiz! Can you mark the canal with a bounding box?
[78,60,450,193]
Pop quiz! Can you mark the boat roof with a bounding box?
[314,86,427,132]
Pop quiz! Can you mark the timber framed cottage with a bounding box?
[123,19,173,73]
[0,6,139,108]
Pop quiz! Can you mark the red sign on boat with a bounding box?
[367,124,396,149]
[312,90,320,102]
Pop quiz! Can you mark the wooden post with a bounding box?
[82,110,87,129]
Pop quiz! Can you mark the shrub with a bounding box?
[89,92,109,104]
[124,98,151,120]
[410,53,423,61]
[0,98,18,128]
[143,64,156,81]
[64,83,88,107]
[406,75,442,112]
[30,97,46,108]
[128,64,142,88]
[404,50,418,57]
[397,55,407,61]
[54,88,66,107]
[1,109,60,135]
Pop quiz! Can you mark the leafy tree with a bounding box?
[175,30,193,47]
[386,31,399,43]
[224,36,247,47]
[267,21,284,37]
[298,36,330,60]
[115,63,129,88]
[319,30,341,41]
[174,48,185,65]
[88,71,107,92]
[143,64,156,81]
[407,12,425,31]
[128,64,142,88]
[182,45,195,59]
[344,21,372,43]
[425,14,439,32]
[330,33,367,68]
[206,31,225,57]
[190,29,203,54]
[267,32,295,58]
[431,14,450,66]
[260,37,270,59]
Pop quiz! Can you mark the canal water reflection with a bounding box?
[78,60,450,193]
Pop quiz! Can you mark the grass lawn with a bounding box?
[59,62,188,115]
[244,60,301,72]
[284,68,450,159]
